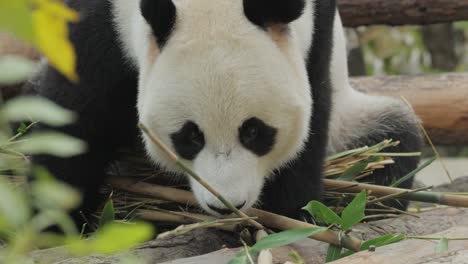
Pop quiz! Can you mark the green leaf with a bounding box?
[228,255,249,264]
[435,238,449,254]
[337,157,380,181]
[31,168,81,211]
[302,201,342,226]
[99,199,116,228]
[0,1,34,42]
[68,222,154,255]
[325,244,343,262]
[391,157,436,187]
[12,132,86,157]
[289,250,305,264]
[0,56,37,85]
[341,191,366,231]
[251,227,327,253]
[360,234,405,251]
[3,96,77,126]
[0,177,31,228]
[32,210,78,235]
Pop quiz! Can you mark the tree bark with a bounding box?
[351,73,468,145]
[339,0,468,27]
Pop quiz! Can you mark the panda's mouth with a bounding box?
[207,201,246,215]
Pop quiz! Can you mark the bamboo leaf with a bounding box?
[0,1,34,42]
[302,201,342,226]
[32,0,80,81]
[3,96,76,126]
[341,191,366,231]
[0,56,37,85]
[337,157,380,181]
[289,250,305,264]
[0,178,31,229]
[99,200,116,228]
[12,132,86,157]
[68,222,154,255]
[251,227,327,253]
[435,238,449,254]
[360,234,405,251]
[392,157,436,187]
[325,244,343,262]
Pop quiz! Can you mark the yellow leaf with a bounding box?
[32,0,79,82]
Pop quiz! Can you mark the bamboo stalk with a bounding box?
[324,179,468,207]
[111,180,364,252]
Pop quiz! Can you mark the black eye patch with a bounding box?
[170,121,205,160]
[239,117,277,156]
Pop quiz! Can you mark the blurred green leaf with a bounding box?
[12,132,86,157]
[228,255,249,264]
[302,201,341,226]
[0,178,30,229]
[325,244,343,262]
[31,169,81,211]
[68,222,154,256]
[99,200,116,228]
[0,56,37,85]
[341,191,366,231]
[435,238,449,254]
[288,250,305,264]
[0,1,34,42]
[3,96,76,126]
[32,210,78,235]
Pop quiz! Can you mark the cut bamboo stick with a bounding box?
[324,179,468,207]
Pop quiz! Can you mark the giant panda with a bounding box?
[25,0,422,223]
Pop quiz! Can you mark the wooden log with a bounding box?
[351,74,468,145]
[339,0,468,27]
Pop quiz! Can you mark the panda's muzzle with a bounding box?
[207,201,246,215]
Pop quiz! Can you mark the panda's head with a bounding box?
[137,0,311,216]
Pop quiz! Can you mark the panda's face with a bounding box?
[138,0,311,216]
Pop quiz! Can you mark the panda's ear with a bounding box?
[243,0,305,27]
[140,0,177,47]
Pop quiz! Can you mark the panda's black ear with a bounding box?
[243,0,305,27]
[140,0,177,47]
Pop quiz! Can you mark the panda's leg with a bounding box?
[25,65,138,227]
[328,14,423,210]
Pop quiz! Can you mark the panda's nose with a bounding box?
[207,201,246,215]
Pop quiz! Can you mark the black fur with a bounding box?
[239,117,277,157]
[140,0,176,47]
[260,0,336,219]
[170,121,205,161]
[243,0,305,27]
[24,0,138,223]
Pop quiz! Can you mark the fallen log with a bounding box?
[351,74,468,145]
[339,0,468,27]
